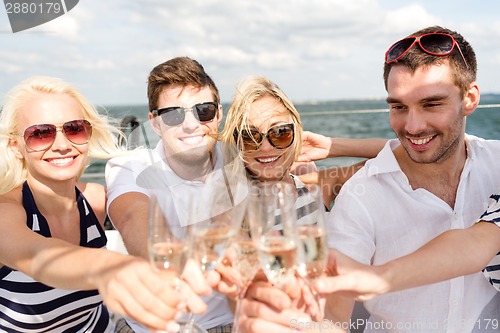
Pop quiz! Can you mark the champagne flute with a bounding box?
[295,184,328,324]
[229,216,260,333]
[148,193,207,333]
[186,176,248,331]
[248,181,299,288]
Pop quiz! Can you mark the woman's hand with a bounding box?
[96,256,210,332]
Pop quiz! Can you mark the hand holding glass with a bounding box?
[148,193,207,333]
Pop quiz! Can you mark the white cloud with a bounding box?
[42,15,80,41]
[0,51,43,74]
[1,0,500,104]
[381,4,443,35]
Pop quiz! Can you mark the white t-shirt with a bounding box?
[105,141,239,331]
[328,135,500,333]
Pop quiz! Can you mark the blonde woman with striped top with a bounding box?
[0,76,211,332]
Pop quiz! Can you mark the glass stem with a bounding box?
[185,312,195,333]
[231,283,249,333]
[299,275,323,332]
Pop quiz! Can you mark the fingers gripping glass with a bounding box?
[13,119,92,152]
[235,123,295,150]
[385,32,469,68]
[153,102,218,126]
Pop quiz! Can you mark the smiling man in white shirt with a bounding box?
[325,25,500,333]
[106,57,236,333]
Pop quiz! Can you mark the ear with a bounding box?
[149,112,162,136]
[463,82,480,116]
[9,138,25,159]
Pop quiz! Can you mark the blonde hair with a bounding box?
[220,76,303,176]
[0,76,125,194]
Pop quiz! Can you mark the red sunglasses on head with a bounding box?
[385,32,469,69]
[12,119,92,152]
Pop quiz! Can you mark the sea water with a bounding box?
[83,95,500,184]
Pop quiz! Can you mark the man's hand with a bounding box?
[316,249,390,301]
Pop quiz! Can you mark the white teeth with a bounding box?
[256,156,279,163]
[48,157,74,166]
[410,137,432,145]
[181,136,203,145]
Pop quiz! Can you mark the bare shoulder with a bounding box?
[0,187,27,226]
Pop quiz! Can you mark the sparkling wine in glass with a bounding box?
[295,184,328,281]
[148,193,207,333]
[295,184,328,325]
[248,181,299,288]
[187,177,248,275]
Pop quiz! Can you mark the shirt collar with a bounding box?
[365,139,401,177]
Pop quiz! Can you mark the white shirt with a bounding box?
[106,141,240,331]
[328,136,500,333]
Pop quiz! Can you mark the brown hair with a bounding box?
[147,56,220,112]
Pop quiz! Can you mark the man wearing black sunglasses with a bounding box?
[105,57,235,333]
[238,26,500,333]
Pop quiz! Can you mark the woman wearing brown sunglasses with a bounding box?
[0,76,212,332]
[221,75,386,206]
[217,76,385,330]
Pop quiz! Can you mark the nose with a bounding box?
[50,129,72,151]
[258,135,274,151]
[405,109,427,135]
[181,109,201,132]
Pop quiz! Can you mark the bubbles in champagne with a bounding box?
[151,242,188,275]
[258,236,297,286]
[192,224,236,272]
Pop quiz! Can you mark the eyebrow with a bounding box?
[386,97,400,104]
[386,94,449,104]
[420,94,449,103]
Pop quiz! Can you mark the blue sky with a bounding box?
[1,0,500,105]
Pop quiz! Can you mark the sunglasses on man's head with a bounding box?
[234,123,295,150]
[385,32,469,68]
[152,101,218,126]
[12,119,92,152]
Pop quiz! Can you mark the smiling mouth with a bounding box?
[180,136,204,145]
[46,157,75,166]
[256,156,279,164]
[409,136,433,145]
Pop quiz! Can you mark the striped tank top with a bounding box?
[0,182,113,332]
[480,192,500,292]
